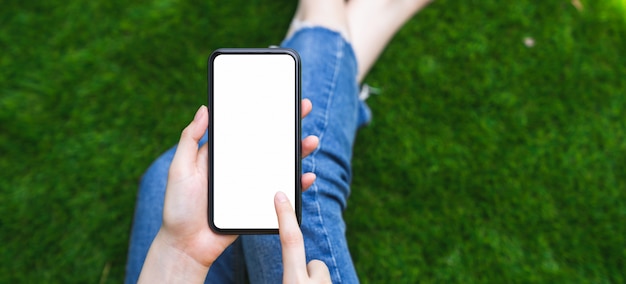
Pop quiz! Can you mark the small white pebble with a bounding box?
[524,37,535,48]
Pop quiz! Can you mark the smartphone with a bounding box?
[208,48,301,234]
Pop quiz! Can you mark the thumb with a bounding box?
[170,105,208,179]
[306,260,331,282]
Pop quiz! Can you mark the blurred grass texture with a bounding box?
[1,0,625,283]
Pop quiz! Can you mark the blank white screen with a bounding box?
[212,53,296,230]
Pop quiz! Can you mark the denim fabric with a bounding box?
[125,27,371,283]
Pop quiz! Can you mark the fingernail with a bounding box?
[275,191,288,203]
[194,105,205,121]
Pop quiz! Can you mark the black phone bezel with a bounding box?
[207,48,302,234]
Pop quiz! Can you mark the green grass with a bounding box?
[1,0,624,282]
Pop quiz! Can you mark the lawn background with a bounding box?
[1,0,625,282]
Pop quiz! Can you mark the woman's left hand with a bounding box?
[138,100,318,283]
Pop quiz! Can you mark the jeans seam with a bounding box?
[309,33,345,283]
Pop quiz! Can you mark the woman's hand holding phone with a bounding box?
[138,100,329,283]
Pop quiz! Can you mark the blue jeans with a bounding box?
[125,27,371,283]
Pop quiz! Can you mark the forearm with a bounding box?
[138,232,210,284]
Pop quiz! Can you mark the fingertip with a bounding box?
[275,191,289,204]
[304,135,319,148]
[301,172,316,192]
[193,106,209,137]
[194,105,207,122]
[302,135,320,158]
[302,99,313,118]
[307,260,331,282]
[302,98,312,108]
[183,106,208,141]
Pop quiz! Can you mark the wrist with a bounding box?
[138,231,211,283]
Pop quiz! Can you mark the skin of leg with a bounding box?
[287,0,351,42]
[346,0,433,82]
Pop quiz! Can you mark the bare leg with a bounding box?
[347,0,432,82]
[286,0,351,41]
